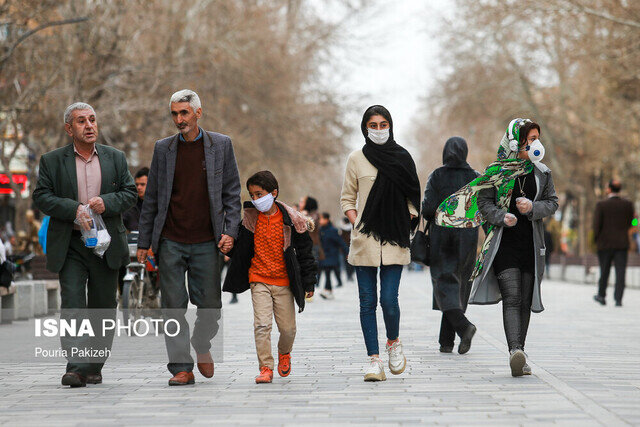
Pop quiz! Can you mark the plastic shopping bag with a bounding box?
[74,205,111,257]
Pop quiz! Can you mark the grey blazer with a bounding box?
[469,162,558,313]
[137,128,242,251]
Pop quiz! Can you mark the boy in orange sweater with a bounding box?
[223,171,317,383]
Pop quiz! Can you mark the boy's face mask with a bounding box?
[526,139,545,162]
[252,193,275,212]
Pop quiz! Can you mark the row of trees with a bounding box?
[0,0,369,232]
[416,0,640,255]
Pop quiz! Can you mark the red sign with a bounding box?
[0,174,28,194]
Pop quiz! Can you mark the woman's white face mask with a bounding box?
[526,139,545,162]
[368,128,389,145]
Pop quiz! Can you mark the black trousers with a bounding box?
[597,249,627,303]
[439,309,471,347]
[322,267,339,290]
[58,235,119,376]
[496,268,534,351]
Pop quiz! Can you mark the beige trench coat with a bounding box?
[340,149,418,267]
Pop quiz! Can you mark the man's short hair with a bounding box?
[321,212,331,220]
[170,89,201,113]
[135,167,150,179]
[63,102,95,124]
[609,179,622,193]
[246,170,279,194]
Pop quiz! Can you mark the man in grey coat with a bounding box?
[137,89,241,386]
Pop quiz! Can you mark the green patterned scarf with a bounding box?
[435,118,534,279]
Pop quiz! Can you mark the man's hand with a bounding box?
[88,196,106,214]
[75,205,92,231]
[137,248,148,264]
[218,234,234,254]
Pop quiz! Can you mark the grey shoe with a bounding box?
[522,363,532,375]
[509,349,526,377]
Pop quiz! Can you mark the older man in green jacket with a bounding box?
[33,102,136,388]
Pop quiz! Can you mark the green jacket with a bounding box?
[32,143,137,272]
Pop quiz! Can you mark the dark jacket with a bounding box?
[593,196,635,251]
[422,137,479,311]
[223,201,318,312]
[137,128,242,251]
[32,143,137,272]
[319,222,349,268]
[122,197,143,231]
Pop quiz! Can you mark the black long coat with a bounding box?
[422,137,479,312]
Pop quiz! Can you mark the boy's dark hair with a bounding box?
[321,212,331,220]
[246,170,279,194]
[135,167,149,179]
[518,121,541,145]
[609,179,622,193]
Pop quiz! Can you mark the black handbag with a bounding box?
[410,216,431,266]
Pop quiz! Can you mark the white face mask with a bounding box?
[526,139,545,162]
[368,128,390,145]
[252,193,275,212]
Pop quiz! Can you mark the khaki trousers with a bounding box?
[250,282,297,369]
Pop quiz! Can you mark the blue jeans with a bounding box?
[355,265,403,356]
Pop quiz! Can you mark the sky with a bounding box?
[319,0,454,155]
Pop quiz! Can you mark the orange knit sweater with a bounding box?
[248,207,289,287]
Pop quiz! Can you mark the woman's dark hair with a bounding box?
[360,105,393,138]
[304,196,318,212]
[246,170,279,194]
[518,121,541,145]
[135,167,149,179]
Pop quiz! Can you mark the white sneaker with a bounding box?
[320,290,334,300]
[363,356,386,382]
[386,339,407,375]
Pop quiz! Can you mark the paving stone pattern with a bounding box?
[0,270,638,426]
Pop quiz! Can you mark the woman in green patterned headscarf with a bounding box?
[435,118,558,377]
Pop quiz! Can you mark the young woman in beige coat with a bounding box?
[340,105,421,382]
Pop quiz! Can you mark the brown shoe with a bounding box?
[168,371,195,386]
[86,374,102,384]
[197,352,214,378]
[61,372,86,388]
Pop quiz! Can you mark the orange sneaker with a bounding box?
[278,353,291,377]
[255,367,273,384]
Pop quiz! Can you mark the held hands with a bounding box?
[137,248,148,264]
[516,197,533,215]
[218,234,235,254]
[504,213,518,227]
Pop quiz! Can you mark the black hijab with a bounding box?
[358,105,421,248]
[442,136,473,169]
